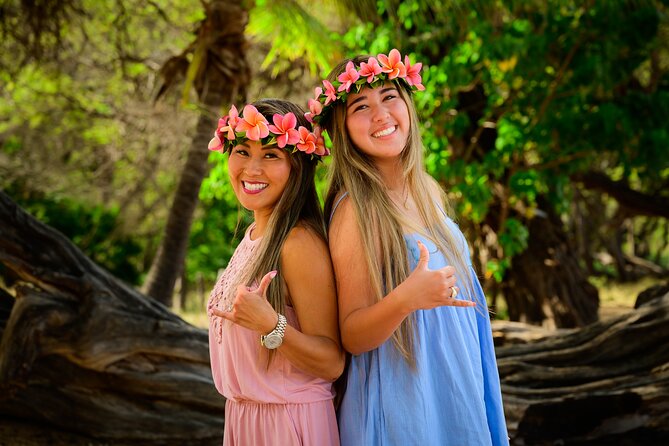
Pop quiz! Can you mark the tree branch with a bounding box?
[573,171,669,218]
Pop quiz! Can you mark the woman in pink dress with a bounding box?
[206,98,344,445]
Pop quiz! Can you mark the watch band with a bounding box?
[261,313,287,349]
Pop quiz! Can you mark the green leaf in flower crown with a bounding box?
[370,78,385,89]
[262,135,277,146]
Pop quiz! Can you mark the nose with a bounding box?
[244,157,263,176]
[371,103,390,122]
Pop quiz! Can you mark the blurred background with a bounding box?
[1,0,668,444]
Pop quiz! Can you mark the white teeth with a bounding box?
[372,126,396,138]
[243,182,268,191]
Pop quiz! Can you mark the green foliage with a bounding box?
[188,154,252,283]
[342,0,669,281]
[0,0,202,284]
[5,184,145,284]
[3,0,667,297]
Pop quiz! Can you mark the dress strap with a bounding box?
[329,192,349,225]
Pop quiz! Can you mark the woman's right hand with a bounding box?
[211,270,279,335]
[396,240,476,312]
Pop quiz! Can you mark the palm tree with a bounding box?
[142,0,252,306]
[143,0,353,306]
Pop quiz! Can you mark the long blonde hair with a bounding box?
[323,56,476,366]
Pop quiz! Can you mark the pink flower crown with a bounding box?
[208,104,329,158]
[306,48,425,125]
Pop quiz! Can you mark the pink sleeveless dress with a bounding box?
[207,225,339,446]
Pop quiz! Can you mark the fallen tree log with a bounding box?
[497,288,669,444]
[3,190,669,445]
[0,191,224,445]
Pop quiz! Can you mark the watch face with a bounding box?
[263,334,282,349]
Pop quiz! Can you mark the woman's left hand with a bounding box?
[211,270,279,334]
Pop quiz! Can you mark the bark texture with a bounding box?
[502,197,600,328]
[498,290,669,444]
[0,191,224,445]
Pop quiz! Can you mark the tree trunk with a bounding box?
[497,289,669,444]
[0,191,224,445]
[502,197,599,328]
[143,0,251,306]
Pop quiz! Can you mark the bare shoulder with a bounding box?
[280,224,335,307]
[425,174,444,200]
[328,193,357,241]
[282,224,328,261]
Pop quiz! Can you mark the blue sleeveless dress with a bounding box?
[334,199,509,445]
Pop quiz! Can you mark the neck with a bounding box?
[374,157,405,192]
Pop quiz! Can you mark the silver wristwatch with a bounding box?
[261,313,287,349]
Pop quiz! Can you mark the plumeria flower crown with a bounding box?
[305,48,425,126]
[208,104,329,158]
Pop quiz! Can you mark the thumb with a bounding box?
[416,240,430,270]
[255,270,277,297]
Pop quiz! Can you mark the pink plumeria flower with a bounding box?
[377,49,406,80]
[358,56,383,83]
[307,86,324,120]
[313,126,328,156]
[220,105,240,140]
[214,116,227,138]
[308,97,323,116]
[337,61,360,92]
[404,55,425,91]
[305,97,323,123]
[236,104,270,141]
[208,134,224,152]
[322,80,337,105]
[296,126,317,154]
[268,113,300,148]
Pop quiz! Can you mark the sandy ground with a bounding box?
[598,303,634,320]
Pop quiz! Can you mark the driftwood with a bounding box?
[0,191,224,445]
[497,290,669,445]
[2,190,669,444]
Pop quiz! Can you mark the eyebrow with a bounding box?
[234,142,278,150]
[347,87,398,109]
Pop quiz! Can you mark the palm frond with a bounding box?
[248,0,343,77]
[321,0,379,24]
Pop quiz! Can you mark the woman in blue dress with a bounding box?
[307,49,509,445]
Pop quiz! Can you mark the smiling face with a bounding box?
[344,82,411,162]
[227,140,292,220]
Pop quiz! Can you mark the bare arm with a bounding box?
[276,226,345,381]
[329,197,475,355]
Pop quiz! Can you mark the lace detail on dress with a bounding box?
[207,226,261,344]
